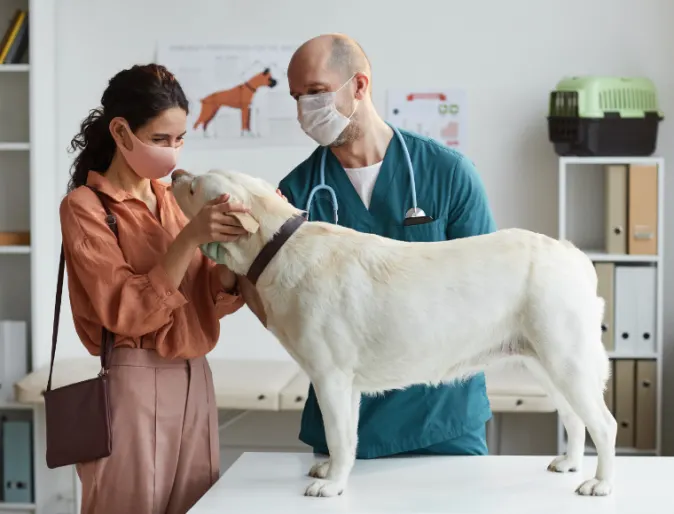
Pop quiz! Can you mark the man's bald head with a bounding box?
[288,34,371,97]
[326,34,371,81]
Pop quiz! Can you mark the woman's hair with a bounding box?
[67,63,189,192]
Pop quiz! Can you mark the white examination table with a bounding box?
[13,357,555,415]
[188,452,670,513]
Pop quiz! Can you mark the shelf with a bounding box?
[0,64,29,73]
[0,143,29,151]
[607,352,658,360]
[0,246,30,254]
[0,401,33,410]
[584,251,659,263]
[560,156,664,166]
[0,503,35,512]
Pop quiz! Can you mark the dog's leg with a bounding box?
[304,375,356,498]
[524,359,585,472]
[308,389,360,480]
[534,356,616,496]
[240,105,251,137]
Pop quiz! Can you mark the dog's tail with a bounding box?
[567,241,611,388]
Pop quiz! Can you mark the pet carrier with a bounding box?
[547,76,663,156]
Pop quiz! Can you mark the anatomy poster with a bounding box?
[156,42,310,149]
[385,89,467,150]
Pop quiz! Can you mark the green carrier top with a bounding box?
[549,76,663,119]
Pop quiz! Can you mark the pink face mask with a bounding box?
[115,121,182,180]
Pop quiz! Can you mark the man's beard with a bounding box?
[329,119,361,147]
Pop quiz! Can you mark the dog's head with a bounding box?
[263,68,278,88]
[171,168,301,273]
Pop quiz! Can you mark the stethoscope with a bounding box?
[305,125,434,226]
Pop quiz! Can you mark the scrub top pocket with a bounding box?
[398,217,446,243]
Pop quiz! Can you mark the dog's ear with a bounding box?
[229,211,260,234]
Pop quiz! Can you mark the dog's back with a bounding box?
[263,224,600,391]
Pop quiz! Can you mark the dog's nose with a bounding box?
[171,169,187,182]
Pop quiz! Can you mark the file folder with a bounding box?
[0,321,28,404]
[2,419,33,503]
[627,164,658,255]
[595,263,615,351]
[604,164,627,254]
[614,359,635,448]
[635,360,657,450]
[613,265,657,355]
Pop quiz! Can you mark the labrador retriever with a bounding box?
[171,168,617,498]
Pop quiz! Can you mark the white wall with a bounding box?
[41,0,674,452]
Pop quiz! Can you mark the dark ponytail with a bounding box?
[67,63,189,192]
[68,107,116,192]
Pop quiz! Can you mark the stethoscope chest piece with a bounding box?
[405,207,426,219]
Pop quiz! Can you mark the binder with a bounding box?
[627,164,658,255]
[603,360,614,414]
[0,321,28,404]
[1,420,33,503]
[635,360,657,450]
[613,265,656,355]
[604,164,627,254]
[595,263,615,351]
[614,359,635,447]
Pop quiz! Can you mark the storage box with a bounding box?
[547,76,663,156]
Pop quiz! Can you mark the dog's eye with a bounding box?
[189,179,196,196]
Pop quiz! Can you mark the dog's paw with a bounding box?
[304,479,344,497]
[575,478,613,496]
[308,461,330,479]
[547,455,581,473]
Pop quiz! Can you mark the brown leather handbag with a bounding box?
[44,187,117,469]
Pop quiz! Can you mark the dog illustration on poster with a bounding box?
[192,68,278,137]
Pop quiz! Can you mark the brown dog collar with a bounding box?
[246,215,306,285]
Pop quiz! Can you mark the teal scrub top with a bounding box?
[277,127,497,459]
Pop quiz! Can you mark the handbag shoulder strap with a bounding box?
[46,186,119,392]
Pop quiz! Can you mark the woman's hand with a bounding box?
[184,194,250,246]
[276,189,287,202]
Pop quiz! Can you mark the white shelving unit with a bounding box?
[0,1,36,512]
[556,155,664,458]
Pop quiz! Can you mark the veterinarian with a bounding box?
[278,34,498,459]
[58,64,249,514]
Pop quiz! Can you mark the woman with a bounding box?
[60,63,248,514]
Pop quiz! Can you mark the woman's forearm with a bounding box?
[159,227,198,290]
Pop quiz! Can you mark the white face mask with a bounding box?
[297,75,358,146]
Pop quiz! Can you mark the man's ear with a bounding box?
[229,211,260,234]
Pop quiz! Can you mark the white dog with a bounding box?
[172,168,617,498]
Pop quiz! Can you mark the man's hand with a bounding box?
[238,275,267,327]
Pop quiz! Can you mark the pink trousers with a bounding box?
[75,349,220,514]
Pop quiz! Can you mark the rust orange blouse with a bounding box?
[59,171,244,360]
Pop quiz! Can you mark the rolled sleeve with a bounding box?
[206,259,245,318]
